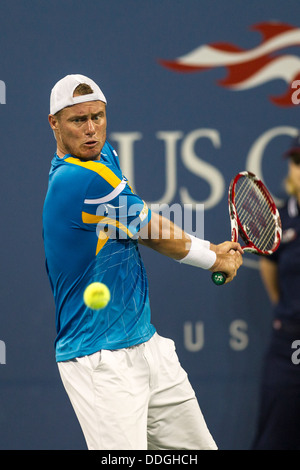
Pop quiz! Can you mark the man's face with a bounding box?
[49,100,107,161]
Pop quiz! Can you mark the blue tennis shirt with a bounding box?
[268,196,300,321]
[43,141,155,361]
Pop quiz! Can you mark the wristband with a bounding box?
[176,234,216,270]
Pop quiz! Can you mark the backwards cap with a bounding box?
[285,132,300,157]
[50,74,107,115]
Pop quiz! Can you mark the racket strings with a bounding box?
[237,181,275,249]
[236,179,275,249]
[234,177,276,251]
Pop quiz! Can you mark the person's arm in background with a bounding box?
[259,257,280,305]
[138,211,243,284]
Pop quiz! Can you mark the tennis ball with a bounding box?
[83,282,111,310]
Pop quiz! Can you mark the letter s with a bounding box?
[180,129,225,210]
[229,320,248,351]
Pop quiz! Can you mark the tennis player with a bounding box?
[43,74,243,450]
[251,136,300,450]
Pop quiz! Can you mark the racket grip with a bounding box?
[211,271,227,285]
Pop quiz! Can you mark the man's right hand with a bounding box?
[209,241,243,284]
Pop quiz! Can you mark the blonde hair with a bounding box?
[54,83,94,118]
[73,83,94,97]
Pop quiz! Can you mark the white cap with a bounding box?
[50,74,107,115]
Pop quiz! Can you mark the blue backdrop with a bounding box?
[0,0,299,450]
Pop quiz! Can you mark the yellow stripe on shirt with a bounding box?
[82,212,134,238]
[96,230,109,255]
[65,156,122,188]
[81,212,105,224]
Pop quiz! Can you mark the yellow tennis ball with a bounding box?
[83,282,111,310]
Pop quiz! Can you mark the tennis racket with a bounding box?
[211,171,282,285]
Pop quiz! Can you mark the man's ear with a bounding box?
[48,114,59,131]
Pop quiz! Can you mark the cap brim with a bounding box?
[284,147,300,158]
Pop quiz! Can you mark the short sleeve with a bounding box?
[82,174,151,239]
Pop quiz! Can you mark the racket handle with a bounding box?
[211,271,227,285]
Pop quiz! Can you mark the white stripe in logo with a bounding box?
[84,178,127,204]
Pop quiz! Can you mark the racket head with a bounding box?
[212,171,282,286]
[229,171,282,255]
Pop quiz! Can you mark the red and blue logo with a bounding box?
[159,21,300,107]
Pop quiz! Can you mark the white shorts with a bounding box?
[58,333,217,450]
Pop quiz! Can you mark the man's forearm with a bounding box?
[138,211,243,283]
[138,212,191,259]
